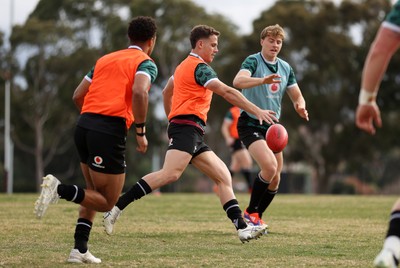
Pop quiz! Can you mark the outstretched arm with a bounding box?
[207,79,278,125]
[233,69,281,89]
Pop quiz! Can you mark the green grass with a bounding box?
[0,193,396,267]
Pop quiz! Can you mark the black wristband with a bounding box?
[134,122,145,136]
[134,122,146,128]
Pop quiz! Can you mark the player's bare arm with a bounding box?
[72,78,91,111]
[355,27,397,135]
[162,76,174,117]
[287,86,309,121]
[233,69,281,89]
[361,27,400,95]
[132,73,150,154]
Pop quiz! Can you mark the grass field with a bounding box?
[0,193,396,267]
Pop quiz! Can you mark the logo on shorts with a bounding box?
[93,156,105,169]
[253,132,260,138]
[168,138,173,146]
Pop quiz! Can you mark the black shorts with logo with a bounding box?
[74,113,127,174]
[167,115,211,158]
[237,112,271,149]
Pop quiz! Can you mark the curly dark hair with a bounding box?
[189,25,220,49]
[128,16,157,43]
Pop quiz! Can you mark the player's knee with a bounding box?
[262,163,278,178]
[269,178,280,189]
[165,173,180,184]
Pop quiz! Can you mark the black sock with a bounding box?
[223,199,247,230]
[386,211,400,265]
[74,218,92,254]
[115,179,152,210]
[246,174,270,214]
[258,189,277,218]
[57,184,85,204]
[241,169,252,191]
[387,211,400,238]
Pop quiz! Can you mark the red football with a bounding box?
[265,124,288,153]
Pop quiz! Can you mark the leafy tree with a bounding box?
[9,17,86,190]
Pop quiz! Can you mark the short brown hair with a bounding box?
[190,25,220,49]
[260,24,285,40]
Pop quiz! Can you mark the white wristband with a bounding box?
[358,88,377,105]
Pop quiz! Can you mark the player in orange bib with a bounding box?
[34,16,158,263]
[218,106,253,193]
[103,25,279,243]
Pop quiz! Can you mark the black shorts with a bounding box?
[74,125,127,174]
[167,122,211,158]
[237,112,270,149]
[231,139,246,152]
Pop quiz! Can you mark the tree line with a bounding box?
[0,0,398,194]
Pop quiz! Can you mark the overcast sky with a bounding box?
[2,0,362,40]
[6,0,395,39]
[0,0,277,39]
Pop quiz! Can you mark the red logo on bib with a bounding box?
[270,83,279,93]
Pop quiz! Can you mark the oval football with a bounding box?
[265,124,288,153]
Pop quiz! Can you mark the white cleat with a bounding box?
[238,224,267,243]
[103,206,122,235]
[374,248,399,268]
[34,174,61,219]
[67,249,101,264]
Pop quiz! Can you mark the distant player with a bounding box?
[220,106,253,193]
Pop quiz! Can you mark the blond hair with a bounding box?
[260,24,285,40]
